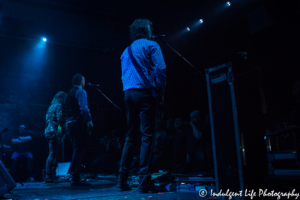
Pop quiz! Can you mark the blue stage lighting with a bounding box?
[43,38,47,42]
[199,19,203,23]
[186,27,190,31]
[227,2,231,6]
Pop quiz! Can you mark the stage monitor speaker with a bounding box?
[0,160,16,197]
[56,162,71,176]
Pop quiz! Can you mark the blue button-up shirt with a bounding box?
[121,39,166,94]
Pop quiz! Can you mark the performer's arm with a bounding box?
[12,138,23,144]
[76,89,93,126]
[19,136,31,141]
[151,44,167,95]
[11,136,31,144]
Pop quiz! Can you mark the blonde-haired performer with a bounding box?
[44,91,66,183]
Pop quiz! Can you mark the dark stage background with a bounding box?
[0,0,299,175]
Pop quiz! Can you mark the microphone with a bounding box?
[151,35,166,40]
[87,83,100,87]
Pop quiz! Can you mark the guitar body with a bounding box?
[57,125,65,144]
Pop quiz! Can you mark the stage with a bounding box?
[3,179,204,200]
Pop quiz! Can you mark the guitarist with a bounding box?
[44,91,66,183]
[117,19,166,193]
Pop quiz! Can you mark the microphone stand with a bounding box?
[93,86,121,175]
[159,38,205,77]
[94,87,122,112]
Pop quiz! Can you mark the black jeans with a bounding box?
[67,121,88,182]
[45,132,59,179]
[11,151,33,179]
[119,89,156,174]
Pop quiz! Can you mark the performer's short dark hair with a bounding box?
[130,19,152,41]
[72,74,84,86]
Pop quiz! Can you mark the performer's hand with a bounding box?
[90,123,94,128]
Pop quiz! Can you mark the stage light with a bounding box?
[43,38,47,42]
[199,19,203,23]
[186,27,190,31]
[227,2,231,6]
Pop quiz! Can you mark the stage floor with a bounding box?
[4,180,206,200]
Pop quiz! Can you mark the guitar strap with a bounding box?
[127,45,159,99]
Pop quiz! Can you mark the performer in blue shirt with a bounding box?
[64,74,93,186]
[117,19,166,192]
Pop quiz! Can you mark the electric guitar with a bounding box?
[57,124,66,144]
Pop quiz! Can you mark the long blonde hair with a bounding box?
[51,91,66,105]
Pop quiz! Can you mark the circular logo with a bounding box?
[199,189,207,197]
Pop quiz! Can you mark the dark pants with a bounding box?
[119,89,156,174]
[45,132,59,179]
[11,151,33,178]
[67,121,88,182]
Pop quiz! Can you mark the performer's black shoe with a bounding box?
[116,173,131,190]
[71,180,91,186]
